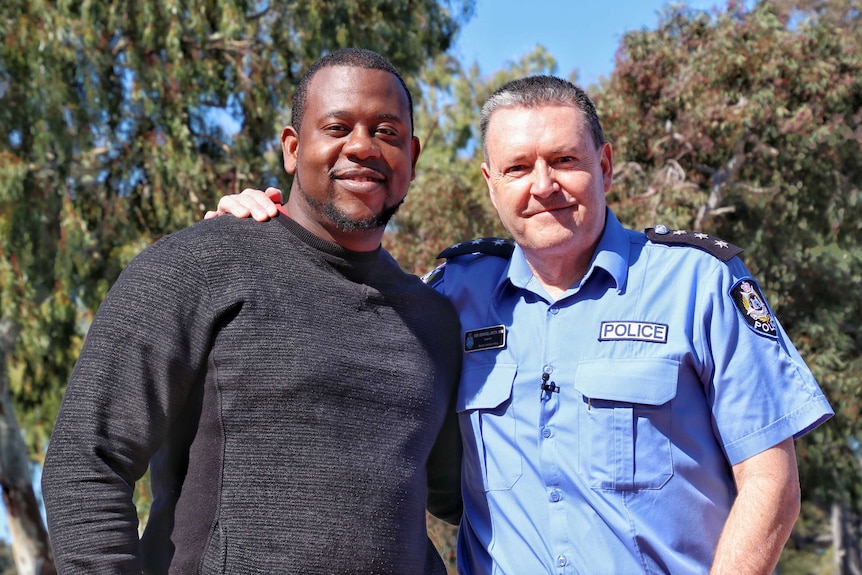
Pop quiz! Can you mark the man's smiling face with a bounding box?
[282,65,420,248]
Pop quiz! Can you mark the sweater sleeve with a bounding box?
[42,234,216,574]
[423,289,464,525]
[425,389,463,524]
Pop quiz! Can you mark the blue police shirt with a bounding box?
[429,210,833,575]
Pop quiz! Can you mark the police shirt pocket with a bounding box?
[456,363,522,492]
[573,358,678,491]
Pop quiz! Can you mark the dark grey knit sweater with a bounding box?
[42,214,463,574]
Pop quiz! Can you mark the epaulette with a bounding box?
[436,237,515,260]
[422,237,514,286]
[645,225,743,262]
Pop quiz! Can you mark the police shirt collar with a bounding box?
[590,208,630,293]
[504,207,630,295]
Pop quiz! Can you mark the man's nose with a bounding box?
[344,127,382,159]
[531,163,558,197]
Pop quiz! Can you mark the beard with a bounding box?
[296,169,404,232]
[318,198,403,231]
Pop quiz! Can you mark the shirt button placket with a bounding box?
[556,553,571,575]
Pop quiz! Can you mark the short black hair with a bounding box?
[291,48,414,135]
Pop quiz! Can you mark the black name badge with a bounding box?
[464,325,507,353]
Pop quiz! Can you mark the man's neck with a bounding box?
[284,198,385,253]
[521,244,596,301]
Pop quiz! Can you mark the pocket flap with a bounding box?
[457,363,518,412]
[574,358,678,405]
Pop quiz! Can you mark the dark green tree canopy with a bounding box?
[1,0,473,452]
[2,1,862,572]
[598,0,862,520]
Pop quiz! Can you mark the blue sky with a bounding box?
[0,0,746,549]
[453,0,739,86]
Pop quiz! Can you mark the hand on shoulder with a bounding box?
[204,187,284,221]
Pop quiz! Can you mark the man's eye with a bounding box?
[556,156,582,168]
[375,127,397,137]
[505,165,528,175]
[324,125,349,134]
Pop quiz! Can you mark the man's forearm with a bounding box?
[709,438,800,575]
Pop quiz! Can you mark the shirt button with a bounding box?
[550,490,561,502]
[549,306,560,315]
[542,428,551,438]
[557,555,568,567]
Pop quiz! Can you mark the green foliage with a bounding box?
[1,1,473,569]
[599,0,862,559]
[3,0,861,569]
[0,0,472,457]
[779,501,833,574]
[386,46,559,273]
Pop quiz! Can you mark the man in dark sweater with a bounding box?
[41,48,463,574]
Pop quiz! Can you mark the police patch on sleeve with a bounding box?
[730,279,778,338]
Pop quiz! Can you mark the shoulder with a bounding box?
[644,225,743,263]
[378,249,449,301]
[122,218,286,294]
[437,237,516,260]
[422,237,514,286]
[137,217,266,255]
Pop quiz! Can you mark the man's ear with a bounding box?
[282,126,299,174]
[481,162,499,211]
[600,141,614,193]
[409,136,421,181]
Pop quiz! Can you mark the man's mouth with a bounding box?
[526,203,576,217]
[332,167,386,183]
[331,169,388,194]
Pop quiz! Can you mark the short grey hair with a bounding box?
[479,75,606,160]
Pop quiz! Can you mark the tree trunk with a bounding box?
[832,501,862,575]
[0,320,56,575]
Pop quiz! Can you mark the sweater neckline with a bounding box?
[275,213,384,284]
[275,212,382,264]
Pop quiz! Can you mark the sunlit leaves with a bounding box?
[0,0,474,453]
[599,3,862,565]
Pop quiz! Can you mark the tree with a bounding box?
[0,0,472,570]
[1,323,54,574]
[598,1,862,570]
[387,45,563,273]
[0,541,18,575]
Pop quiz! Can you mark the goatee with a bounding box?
[295,168,405,232]
[321,200,403,231]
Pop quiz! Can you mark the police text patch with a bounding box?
[464,325,507,353]
[730,279,778,338]
[599,321,669,343]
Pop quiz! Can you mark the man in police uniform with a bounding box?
[210,75,833,575]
